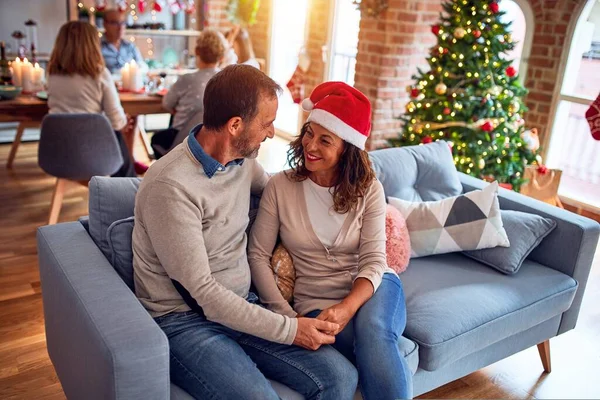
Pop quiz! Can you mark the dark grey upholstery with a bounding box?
[38,114,124,180]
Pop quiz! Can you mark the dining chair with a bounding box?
[38,114,124,225]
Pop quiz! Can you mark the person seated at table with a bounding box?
[101,8,144,74]
[47,21,135,177]
[221,27,261,70]
[151,28,227,158]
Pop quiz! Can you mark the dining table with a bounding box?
[0,91,167,168]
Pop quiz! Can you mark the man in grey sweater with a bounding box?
[132,65,358,399]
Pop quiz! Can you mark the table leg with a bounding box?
[6,121,37,168]
[136,115,155,159]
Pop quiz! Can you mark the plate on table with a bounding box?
[36,91,48,100]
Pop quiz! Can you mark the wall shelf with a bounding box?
[97,28,200,37]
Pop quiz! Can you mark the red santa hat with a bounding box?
[301,81,371,150]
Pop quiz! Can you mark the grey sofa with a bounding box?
[37,141,600,399]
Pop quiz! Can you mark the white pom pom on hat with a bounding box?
[301,98,314,111]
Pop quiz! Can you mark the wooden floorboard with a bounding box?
[0,141,599,399]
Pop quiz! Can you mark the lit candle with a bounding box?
[32,62,44,91]
[21,58,34,93]
[11,57,22,87]
[129,60,143,92]
[120,62,130,91]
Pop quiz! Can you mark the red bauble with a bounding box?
[537,165,548,175]
[422,136,433,144]
[138,0,146,13]
[489,2,499,13]
[506,66,517,77]
[499,183,513,190]
[443,107,451,115]
[410,88,420,98]
[443,48,449,54]
[481,121,494,132]
[153,1,163,12]
[473,30,481,38]
[431,25,440,35]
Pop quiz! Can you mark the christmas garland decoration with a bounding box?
[352,0,388,17]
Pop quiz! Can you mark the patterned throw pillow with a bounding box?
[271,243,295,302]
[388,181,510,258]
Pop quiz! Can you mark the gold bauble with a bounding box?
[508,101,520,113]
[454,27,466,39]
[435,83,447,95]
[406,102,416,112]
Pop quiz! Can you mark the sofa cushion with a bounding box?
[88,177,141,261]
[107,216,136,291]
[463,210,557,275]
[389,181,509,257]
[370,141,462,202]
[401,252,577,371]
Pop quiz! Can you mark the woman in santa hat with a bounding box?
[248,82,412,399]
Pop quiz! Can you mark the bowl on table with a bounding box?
[0,86,22,100]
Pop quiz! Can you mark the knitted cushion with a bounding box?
[385,204,411,274]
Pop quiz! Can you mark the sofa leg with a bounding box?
[537,340,551,373]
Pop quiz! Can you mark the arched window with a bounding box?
[546,0,600,212]
[499,0,534,82]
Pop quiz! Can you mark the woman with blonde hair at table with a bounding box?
[47,21,135,177]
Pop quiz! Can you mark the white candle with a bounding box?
[12,57,22,87]
[120,63,130,92]
[21,58,34,93]
[129,60,143,92]
[32,62,44,91]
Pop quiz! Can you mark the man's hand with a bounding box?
[316,302,356,336]
[293,318,339,351]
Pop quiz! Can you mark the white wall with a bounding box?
[0,0,68,56]
[588,1,600,42]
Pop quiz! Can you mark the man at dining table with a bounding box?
[101,8,144,73]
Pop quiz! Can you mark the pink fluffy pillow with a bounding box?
[385,204,411,274]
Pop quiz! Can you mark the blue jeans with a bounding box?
[155,299,358,399]
[306,273,413,400]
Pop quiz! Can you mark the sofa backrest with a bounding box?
[88,177,142,262]
[370,141,462,202]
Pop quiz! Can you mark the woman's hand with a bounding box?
[316,302,356,336]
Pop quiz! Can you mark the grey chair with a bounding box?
[38,114,123,225]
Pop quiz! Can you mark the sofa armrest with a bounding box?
[37,222,170,400]
[459,173,600,333]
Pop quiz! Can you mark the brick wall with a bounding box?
[247,1,271,65]
[354,0,444,149]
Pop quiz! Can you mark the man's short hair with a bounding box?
[203,65,282,130]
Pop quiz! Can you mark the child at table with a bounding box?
[46,21,135,177]
[151,28,228,158]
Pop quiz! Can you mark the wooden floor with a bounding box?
[1,141,600,399]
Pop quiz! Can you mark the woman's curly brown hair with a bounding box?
[286,122,376,214]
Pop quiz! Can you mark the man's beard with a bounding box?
[233,128,260,159]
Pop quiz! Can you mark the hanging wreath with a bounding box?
[352,0,388,17]
[227,0,261,26]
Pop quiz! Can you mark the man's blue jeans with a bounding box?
[155,297,358,399]
[306,273,413,400]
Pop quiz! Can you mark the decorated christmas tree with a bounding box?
[390,0,538,191]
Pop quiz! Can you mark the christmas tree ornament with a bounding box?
[489,2,499,13]
[410,88,420,98]
[585,92,600,140]
[406,102,416,112]
[422,136,433,144]
[521,128,540,151]
[431,25,441,35]
[481,121,494,132]
[506,66,517,77]
[508,100,520,113]
[435,83,447,95]
[443,107,451,115]
[478,159,486,169]
[443,48,449,54]
[454,27,466,39]
[506,33,512,42]
[489,85,502,96]
[473,30,482,38]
